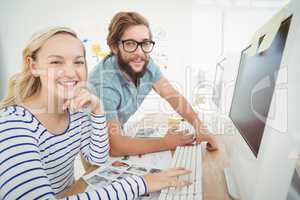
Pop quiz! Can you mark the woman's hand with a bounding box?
[143,167,192,193]
[63,87,104,115]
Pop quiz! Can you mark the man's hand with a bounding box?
[194,121,218,151]
[143,168,192,193]
[196,134,218,151]
[163,129,195,150]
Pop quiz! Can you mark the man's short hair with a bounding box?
[106,11,152,50]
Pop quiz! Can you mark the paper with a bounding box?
[128,150,173,170]
[135,127,168,138]
[258,6,289,53]
[247,34,259,57]
[83,151,172,199]
[83,158,168,200]
[248,4,290,56]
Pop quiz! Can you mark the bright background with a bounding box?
[0,0,287,107]
[0,0,289,179]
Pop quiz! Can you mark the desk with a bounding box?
[59,114,233,200]
[202,135,232,200]
[130,113,233,200]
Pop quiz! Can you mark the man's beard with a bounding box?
[117,52,148,82]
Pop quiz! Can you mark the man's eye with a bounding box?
[125,42,136,46]
[143,42,151,47]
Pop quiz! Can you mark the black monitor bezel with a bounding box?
[229,45,257,156]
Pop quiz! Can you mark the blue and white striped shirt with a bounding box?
[0,105,147,199]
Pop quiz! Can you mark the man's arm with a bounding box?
[108,119,194,157]
[153,77,202,129]
[153,77,218,150]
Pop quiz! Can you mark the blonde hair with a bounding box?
[0,27,83,109]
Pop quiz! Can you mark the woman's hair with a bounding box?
[106,11,152,56]
[0,27,84,109]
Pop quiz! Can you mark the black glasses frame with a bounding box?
[119,39,155,53]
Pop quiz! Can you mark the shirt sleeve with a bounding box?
[78,175,148,200]
[0,125,56,199]
[0,120,148,200]
[80,113,109,165]
[148,58,163,83]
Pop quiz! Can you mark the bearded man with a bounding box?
[89,11,218,157]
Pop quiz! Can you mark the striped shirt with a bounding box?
[0,105,147,199]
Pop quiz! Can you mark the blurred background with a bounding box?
[0,0,288,115]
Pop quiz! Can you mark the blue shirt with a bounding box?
[89,55,162,125]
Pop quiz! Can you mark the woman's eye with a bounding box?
[50,61,62,64]
[74,61,85,65]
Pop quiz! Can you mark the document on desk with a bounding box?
[134,127,168,138]
[128,150,173,170]
[83,151,172,199]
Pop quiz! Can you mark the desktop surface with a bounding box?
[67,113,233,200]
[129,113,233,200]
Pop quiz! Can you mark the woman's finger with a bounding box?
[63,100,70,110]
[175,180,192,188]
[69,98,76,112]
[169,179,192,188]
[165,168,192,177]
[78,97,91,110]
[73,93,87,110]
[73,87,91,108]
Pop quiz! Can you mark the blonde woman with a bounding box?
[0,27,191,200]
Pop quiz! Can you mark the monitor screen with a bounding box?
[229,16,292,156]
[212,63,224,108]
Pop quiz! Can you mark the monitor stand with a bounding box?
[224,167,240,199]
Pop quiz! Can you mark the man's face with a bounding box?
[114,25,151,77]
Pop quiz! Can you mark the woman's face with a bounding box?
[31,33,87,103]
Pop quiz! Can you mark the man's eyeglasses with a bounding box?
[119,39,155,53]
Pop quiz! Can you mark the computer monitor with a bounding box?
[224,1,300,199]
[287,168,300,200]
[229,15,291,157]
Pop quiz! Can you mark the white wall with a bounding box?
[0,0,285,114]
[0,0,193,113]
[191,2,284,115]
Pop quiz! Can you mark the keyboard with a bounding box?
[159,121,203,200]
[158,145,202,200]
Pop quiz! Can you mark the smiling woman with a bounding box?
[0,26,191,200]
[0,27,84,111]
